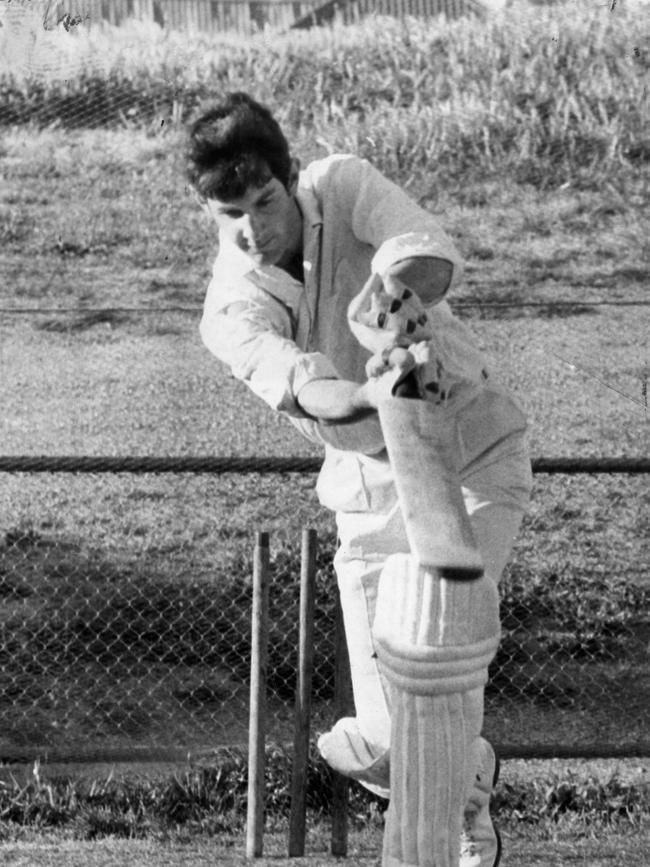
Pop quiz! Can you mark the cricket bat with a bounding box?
[377,396,483,579]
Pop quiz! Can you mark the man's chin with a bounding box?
[248,248,278,267]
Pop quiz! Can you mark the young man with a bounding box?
[187,92,532,867]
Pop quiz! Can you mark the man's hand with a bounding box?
[295,343,419,421]
[361,346,420,407]
[365,345,415,380]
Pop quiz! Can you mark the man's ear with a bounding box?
[191,188,206,208]
[194,191,215,222]
[287,157,301,194]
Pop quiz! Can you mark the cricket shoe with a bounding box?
[460,739,502,867]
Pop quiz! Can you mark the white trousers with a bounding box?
[317,393,533,786]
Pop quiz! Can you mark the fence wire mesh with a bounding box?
[0,472,329,760]
[1,470,648,763]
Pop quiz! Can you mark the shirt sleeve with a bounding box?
[322,155,464,293]
[199,279,338,418]
[200,274,386,454]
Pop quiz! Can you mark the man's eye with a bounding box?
[224,209,243,218]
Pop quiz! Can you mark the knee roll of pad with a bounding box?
[373,553,501,693]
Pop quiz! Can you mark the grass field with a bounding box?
[0,754,649,863]
[0,3,649,856]
[2,828,650,866]
[0,121,647,456]
[0,750,648,858]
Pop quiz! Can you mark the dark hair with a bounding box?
[185,92,292,202]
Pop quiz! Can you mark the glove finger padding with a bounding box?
[348,273,432,355]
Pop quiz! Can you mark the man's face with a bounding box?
[203,160,302,269]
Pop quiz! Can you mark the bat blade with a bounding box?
[378,397,483,578]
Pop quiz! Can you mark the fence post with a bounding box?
[246,531,270,858]
[331,585,353,857]
[288,528,317,857]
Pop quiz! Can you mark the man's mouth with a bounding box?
[248,238,273,255]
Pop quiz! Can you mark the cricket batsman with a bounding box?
[186,92,533,866]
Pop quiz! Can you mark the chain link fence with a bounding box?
[1,464,649,763]
[0,469,328,761]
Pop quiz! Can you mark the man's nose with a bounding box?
[240,212,263,240]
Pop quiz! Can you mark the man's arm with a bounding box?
[296,379,372,421]
[201,290,391,454]
[319,156,463,300]
[296,352,416,422]
[293,378,384,456]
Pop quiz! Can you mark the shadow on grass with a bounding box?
[35,310,133,332]
[456,289,600,321]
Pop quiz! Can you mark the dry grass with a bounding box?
[1,823,650,866]
[1,3,648,185]
[0,122,647,458]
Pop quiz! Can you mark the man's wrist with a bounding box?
[351,382,374,414]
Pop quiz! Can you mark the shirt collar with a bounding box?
[214,235,302,314]
[296,179,323,231]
